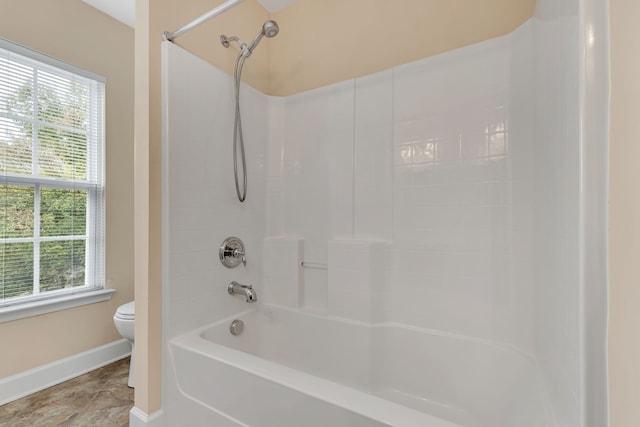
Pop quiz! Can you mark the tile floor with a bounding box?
[0,357,133,427]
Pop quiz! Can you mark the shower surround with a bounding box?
[161,1,608,426]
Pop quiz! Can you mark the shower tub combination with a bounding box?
[170,305,549,427]
[161,0,608,425]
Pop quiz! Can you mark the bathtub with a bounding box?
[169,305,551,427]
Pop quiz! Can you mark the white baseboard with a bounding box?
[0,338,131,406]
[130,407,165,427]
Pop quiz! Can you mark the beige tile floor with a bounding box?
[0,357,133,427]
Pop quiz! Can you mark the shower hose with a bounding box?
[232,52,248,202]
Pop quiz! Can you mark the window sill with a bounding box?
[0,289,116,324]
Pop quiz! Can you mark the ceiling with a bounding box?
[258,0,297,13]
[82,0,298,29]
[82,0,135,28]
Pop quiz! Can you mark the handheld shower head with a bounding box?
[248,20,279,52]
[262,20,279,38]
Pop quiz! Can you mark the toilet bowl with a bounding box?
[113,301,135,388]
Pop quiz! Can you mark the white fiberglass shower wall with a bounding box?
[265,22,551,426]
[161,42,270,423]
[161,0,608,425]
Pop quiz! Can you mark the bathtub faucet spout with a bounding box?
[228,281,257,303]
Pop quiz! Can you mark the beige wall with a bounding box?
[609,0,640,425]
[270,0,536,95]
[0,0,134,377]
[134,0,152,414]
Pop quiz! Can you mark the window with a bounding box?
[0,38,106,317]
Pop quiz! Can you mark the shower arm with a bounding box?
[221,30,266,57]
[162,0,246,42]
[220,36,252,57]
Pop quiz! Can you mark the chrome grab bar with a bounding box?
[300,261,328,270]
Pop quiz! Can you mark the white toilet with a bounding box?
[113,301,135,388]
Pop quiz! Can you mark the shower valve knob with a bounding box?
[232,249,247,266]
[219,237,246,268]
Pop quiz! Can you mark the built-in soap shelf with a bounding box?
[263,237,388,323]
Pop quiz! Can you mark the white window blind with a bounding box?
[0,38,105,307]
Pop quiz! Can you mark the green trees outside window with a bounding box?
[0,51,96,301]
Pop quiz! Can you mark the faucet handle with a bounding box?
[220,237,246,268]
[232,248,247,266]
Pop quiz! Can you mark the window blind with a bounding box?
[0,38,105,306]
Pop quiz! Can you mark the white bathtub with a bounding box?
[169,305,552,427]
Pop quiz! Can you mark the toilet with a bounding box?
[113,301,135,388]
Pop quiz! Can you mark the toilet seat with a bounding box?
[115,301,135,321]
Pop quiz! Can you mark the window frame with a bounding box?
[0,37,110,322]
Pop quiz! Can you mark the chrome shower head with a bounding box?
[262,20,279,38]
[247,20,279,52]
